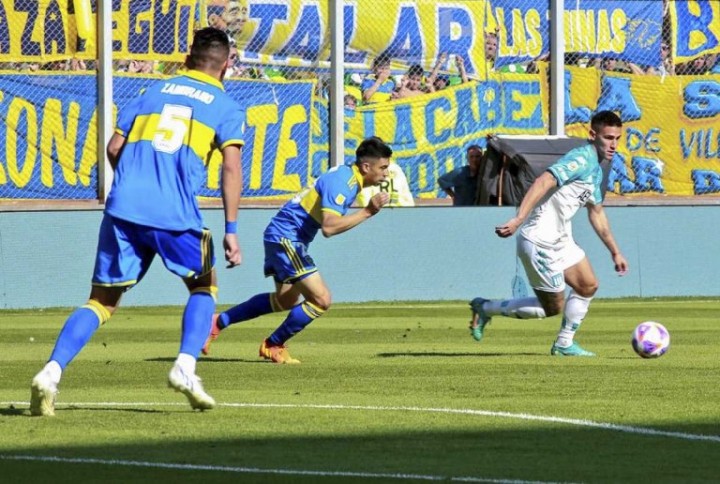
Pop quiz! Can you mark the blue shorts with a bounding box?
[92,214,215,288]
[263,239,317,284]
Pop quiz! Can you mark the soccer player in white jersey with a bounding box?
[470,110,628,356]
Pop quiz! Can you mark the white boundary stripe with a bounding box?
[335,300,720,309]
[226,403,720,443]
[3,400,719,443]
[0,454,559,483]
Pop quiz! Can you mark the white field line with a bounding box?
[0,454,560,483]
[3,400,719,443]
[340,300,720,310]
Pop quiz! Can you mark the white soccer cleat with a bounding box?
[168,364,216,411]
[30,369,58,417]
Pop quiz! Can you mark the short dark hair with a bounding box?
[188,27,230,71]
[373,51,392,69]
[591,110,622,131]
[355,136,393,163]
[408,64,424,77]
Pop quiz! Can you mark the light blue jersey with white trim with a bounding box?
[519,144,603,247]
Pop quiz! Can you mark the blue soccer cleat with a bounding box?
[550,341,596,357]
[469,297,491,342]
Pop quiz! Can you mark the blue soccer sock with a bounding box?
[49,300,111,369]
[219,292,278,329]
[267,301,325,346]
[179,288,216,358]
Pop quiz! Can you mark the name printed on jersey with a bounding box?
[160,83,215,104]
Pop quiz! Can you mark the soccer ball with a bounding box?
[631,321,670,358]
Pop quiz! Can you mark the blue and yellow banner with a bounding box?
[669,0,720,64]
[5,69,720,201]
[490,0,662,68]
[0,73,98,199]
[312,71,549,199]
[0,0,198,62]
[234,0,488,78]
[0,73,314,200]
[566,66,720,197]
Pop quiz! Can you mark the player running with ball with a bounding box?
[470,110,629,356]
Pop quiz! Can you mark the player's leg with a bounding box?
[30,286,123,417]
[156,226,217,409]
[551,254,599,357]
[30,215,146,416]
[202,241,302,355]
[469,236,554,341]
[260,272,330,364]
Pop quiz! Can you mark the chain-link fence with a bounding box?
[1,0,719,202]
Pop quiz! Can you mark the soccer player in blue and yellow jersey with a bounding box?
[202,137,392,363]
[30,27,244,416]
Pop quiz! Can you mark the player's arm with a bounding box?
[221,144,243,268]
[495,171,557,238]
[321,192,389,238]
[106,132,127,171]
[586,202,628,275]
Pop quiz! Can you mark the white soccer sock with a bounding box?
[556,291,592,347]
[44,360,62,384]
[175,353,197,375]
[484,297,546,319]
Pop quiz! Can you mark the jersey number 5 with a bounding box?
[153,104,192,154]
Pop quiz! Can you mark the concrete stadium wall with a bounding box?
[0,206,717,309]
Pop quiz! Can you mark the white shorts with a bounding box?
[517,235,586,293]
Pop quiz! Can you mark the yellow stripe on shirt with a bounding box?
[126,113,219,163]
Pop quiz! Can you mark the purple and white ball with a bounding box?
[632,321,670,358]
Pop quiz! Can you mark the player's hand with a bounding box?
[367,192,390,215]
[223,233,242,268]
[613,252,628,276]
[494,217,522,238]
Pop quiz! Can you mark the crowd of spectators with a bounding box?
[484,0,719,78]
[4,0,719,104]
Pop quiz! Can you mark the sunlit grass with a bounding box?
[1,300,719,483]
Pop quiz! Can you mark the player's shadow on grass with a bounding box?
[376,352,543,358]
[0,406,26,416]
[144,357,266,364]
[58,406,166,415]
[1,406,165,417]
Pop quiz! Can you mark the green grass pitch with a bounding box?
[1,299,719,483]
